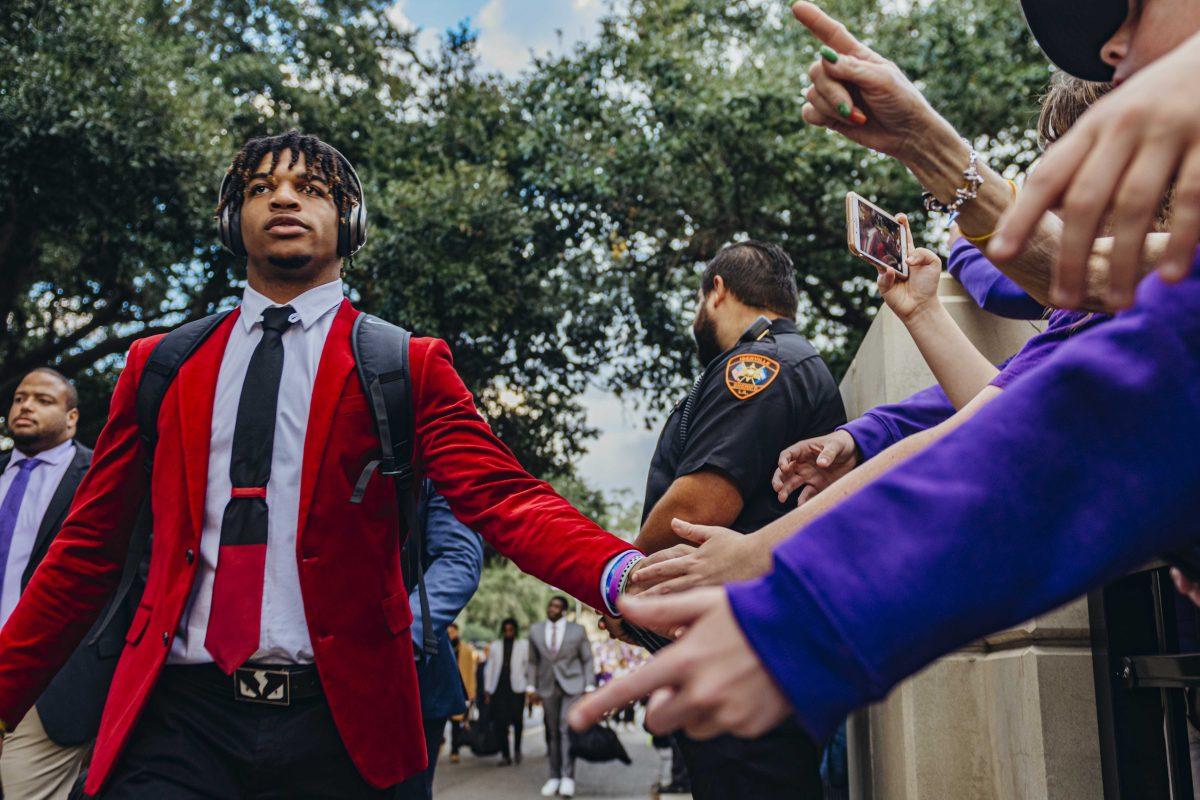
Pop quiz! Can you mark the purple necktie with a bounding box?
[0,458,44,598]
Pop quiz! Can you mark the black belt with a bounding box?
[164,663,324,707]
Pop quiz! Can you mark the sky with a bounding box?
[387,0,665,498]
[388,0,609,76]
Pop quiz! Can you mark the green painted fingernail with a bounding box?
[837,102,851,118]
[820,45,839,63]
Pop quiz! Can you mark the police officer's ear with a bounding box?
[709,275,729,307]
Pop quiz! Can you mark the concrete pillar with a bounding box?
[841,275,1102,800]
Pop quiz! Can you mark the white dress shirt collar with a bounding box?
[239,279,345,334]
[7,438,75,470]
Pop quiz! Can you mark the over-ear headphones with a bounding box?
[217,144,367,258]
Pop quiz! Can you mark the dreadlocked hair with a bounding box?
[215,130,361,222]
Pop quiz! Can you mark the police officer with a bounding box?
[623,240,845,799]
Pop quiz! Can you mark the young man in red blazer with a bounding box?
[0,131,643,798]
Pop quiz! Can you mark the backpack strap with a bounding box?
[89,311,232,645]
[348,314,436,658]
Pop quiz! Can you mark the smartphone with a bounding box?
[846,192,908,279]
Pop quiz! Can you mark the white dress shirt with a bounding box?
[544,616,567,652]
[169,279,344,665]
[0,439,76,627]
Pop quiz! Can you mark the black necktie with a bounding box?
[206,304,296,673]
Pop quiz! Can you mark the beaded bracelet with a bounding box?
[922,143,985,215]
[603,551,643,615]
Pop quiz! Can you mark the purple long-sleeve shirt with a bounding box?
[948,237,1047,320]
[728,253,1200,742]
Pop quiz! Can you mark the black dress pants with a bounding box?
[98,665,397,799]
[394,714,447,800]
[676,719,823,800]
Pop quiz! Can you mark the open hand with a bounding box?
[627,519,768,596]
[568,590,793,740]
[772,429,858,504]
[991,30,1200,308]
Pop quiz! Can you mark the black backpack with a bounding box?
[89,310,437,657]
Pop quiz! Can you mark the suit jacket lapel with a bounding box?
[23,443,92,587]
[177,310,240,542]
[297,300,358,536]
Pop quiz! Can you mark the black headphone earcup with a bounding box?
[221,206,246,257]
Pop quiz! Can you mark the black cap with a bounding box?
[1019,0,1128,81]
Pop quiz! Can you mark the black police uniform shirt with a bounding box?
[641,317,847,534]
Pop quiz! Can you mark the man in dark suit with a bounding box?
[0,368,126,800]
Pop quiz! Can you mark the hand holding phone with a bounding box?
[846,192,908,279]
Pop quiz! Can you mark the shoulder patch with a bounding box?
[725,353,780,400]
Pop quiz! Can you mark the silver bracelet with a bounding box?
[922,144,984,214]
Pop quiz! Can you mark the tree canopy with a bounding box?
[1,0,1053,476]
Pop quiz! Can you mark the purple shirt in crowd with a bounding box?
[840,239,1105,459]
[948,237,1047,320]
[727,250,1200,742]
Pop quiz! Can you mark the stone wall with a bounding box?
[841,274,1103,800]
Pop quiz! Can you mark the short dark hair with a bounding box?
[700,241,799,319]
[215,130,361,223]
[25,368,78,410]
[500,617,519,635]
[550,595,569,609]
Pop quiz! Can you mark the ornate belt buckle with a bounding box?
[234,666,291,706]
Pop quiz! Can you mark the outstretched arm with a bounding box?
[411,338,637,612]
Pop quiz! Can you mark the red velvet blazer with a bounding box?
[0,300,631,792]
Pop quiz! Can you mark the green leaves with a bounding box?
[0,0,1051,476]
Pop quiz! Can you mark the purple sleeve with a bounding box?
[838,383,956,461]
[728,256,1200,741]
[948,237,1047,320]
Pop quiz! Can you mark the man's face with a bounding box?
[547,598,566,622]
[1104,0,1200,84]
[7,372,76,452]
[692,290,723,365]
[502,622,516,640]
[238,150,342,277]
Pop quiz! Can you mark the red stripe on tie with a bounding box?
[230,487,267,499]
[205,543,267,674]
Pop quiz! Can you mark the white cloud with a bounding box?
[474,0,607,76]
[576,387,662,498]
[385,1,443,64]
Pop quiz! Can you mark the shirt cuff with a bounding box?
[725,567,878,743]
[838,415,893,463]
[600,550,643,616]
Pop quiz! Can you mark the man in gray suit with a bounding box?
[527,595,594,798]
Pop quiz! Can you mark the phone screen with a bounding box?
[854,199,904,271]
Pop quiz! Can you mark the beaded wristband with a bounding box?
[922,143,985,215]
[603,550,643,615]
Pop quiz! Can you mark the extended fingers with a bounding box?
[1105,143,1181,307]
[991,122,1097,268]
[1053,125,1140,307]
[791,2,873,60]
[1159,146,1200,282]
[569,652,684,731]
